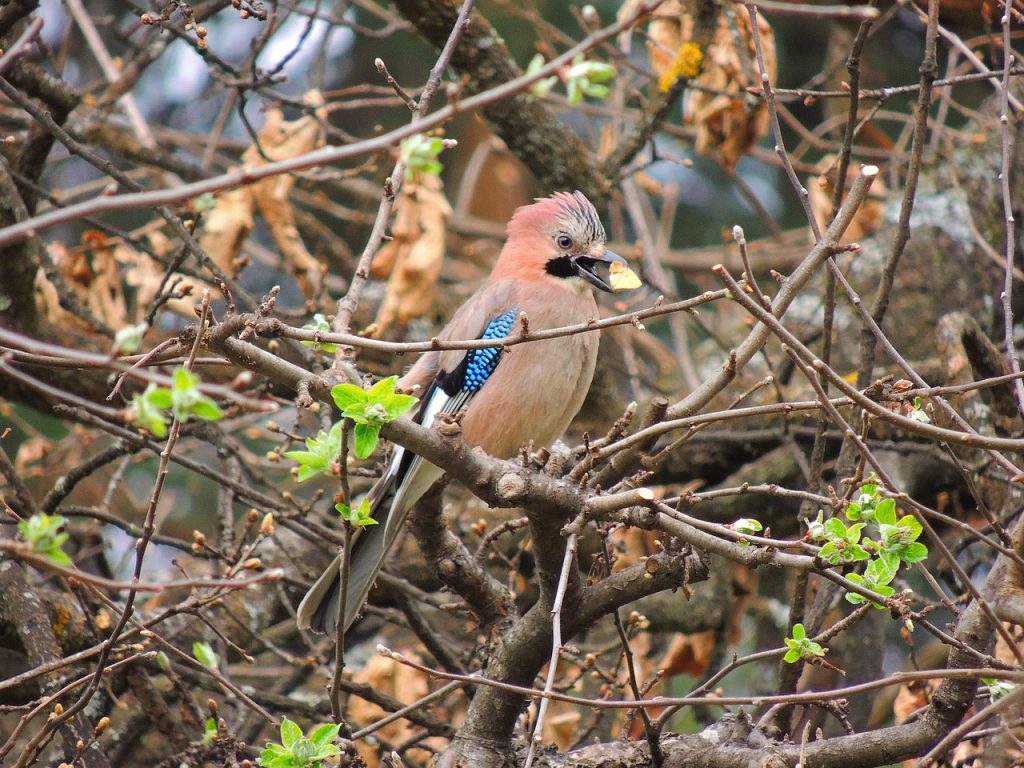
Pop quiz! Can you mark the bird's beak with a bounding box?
[572,250,642,293]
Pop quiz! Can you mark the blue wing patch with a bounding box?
[462,309,518,392]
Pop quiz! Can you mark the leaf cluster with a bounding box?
[783,623,826,664]
[257,719,340,768]
[525,53,615,104]
[808,481,928,609]
[331,375,418,459]
[18,513,72,566]
[129,367,224,437]
[299,314,337,354]
[400,134,447,181]
[283,376,418,483]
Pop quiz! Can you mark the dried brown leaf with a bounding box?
[348,653,449,767]
[36,234,129,331]
[197,185,254,277]
[372,175,452,336]
[681,3,776,171]
[644,0,685,85]
[199,91,327,303]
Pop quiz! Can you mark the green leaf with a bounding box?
[526,54,559,100]
[845,560,898,608]
[331,383,367,411]
[203,717,218,744]
[190,399,224,421]
[338,497,376,527]
[192,640,219,669]
[908,397,931,423]
[353,423,380,459]
[113,323,148,355]
[308,723,340,748]
[898,515,923,539]
[986,678,1015,702]
[130,383,170,437]
[291,739,317,764]
[384,393,418,420]
[340,402,369,425]
[169,367,223,423]
[192,641,219,668]
[280,718,302,750]
[173,366,197,390]
[194,192,217,212]
[874,498,897,526]
[283,422,344,482]
[148,387,172,409]
[400,133,449,181]
[845,502,862,521]
[19,513,74,565]
[366,375,397,401]
[783,623,826,662]
[900,542,929,564]
[732,518,763,536]
[257,743,291,768]
[844,573,867,605]
[876,551,901,575]
[301,314,338,354]
[866,555,898,585]
[567,79,581,105]
[823,517,849,539]
[46,547,73,566]
[818,541,838,562]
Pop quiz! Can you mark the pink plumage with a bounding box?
[297,191,638,635]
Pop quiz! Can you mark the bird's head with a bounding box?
[494,191,641,293]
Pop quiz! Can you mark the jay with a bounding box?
[297,191,640,634]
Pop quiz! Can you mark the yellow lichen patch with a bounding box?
[658,42,703,92]
[53,604,71,638]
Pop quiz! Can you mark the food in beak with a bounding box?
[608,260,642,292]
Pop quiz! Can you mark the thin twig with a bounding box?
[998,4,1023,417]
[379,646,1021,710]
[744,1,821,241]
[523,530,579,768]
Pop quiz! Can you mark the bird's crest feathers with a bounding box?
[506,191,605,245]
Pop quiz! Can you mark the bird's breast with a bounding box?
[459,292,600,458]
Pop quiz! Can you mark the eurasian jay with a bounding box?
[297,191,640,634]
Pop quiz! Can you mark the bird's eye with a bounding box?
[556,234,573,250]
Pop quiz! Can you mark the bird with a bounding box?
[296,190,641,634]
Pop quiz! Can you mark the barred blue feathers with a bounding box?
[462,309,518,392]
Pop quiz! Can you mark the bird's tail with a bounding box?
[295,476,398,635]
[295,456,444,634]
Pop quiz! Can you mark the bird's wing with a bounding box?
[381,290,522,546]
[301,286,524,634]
